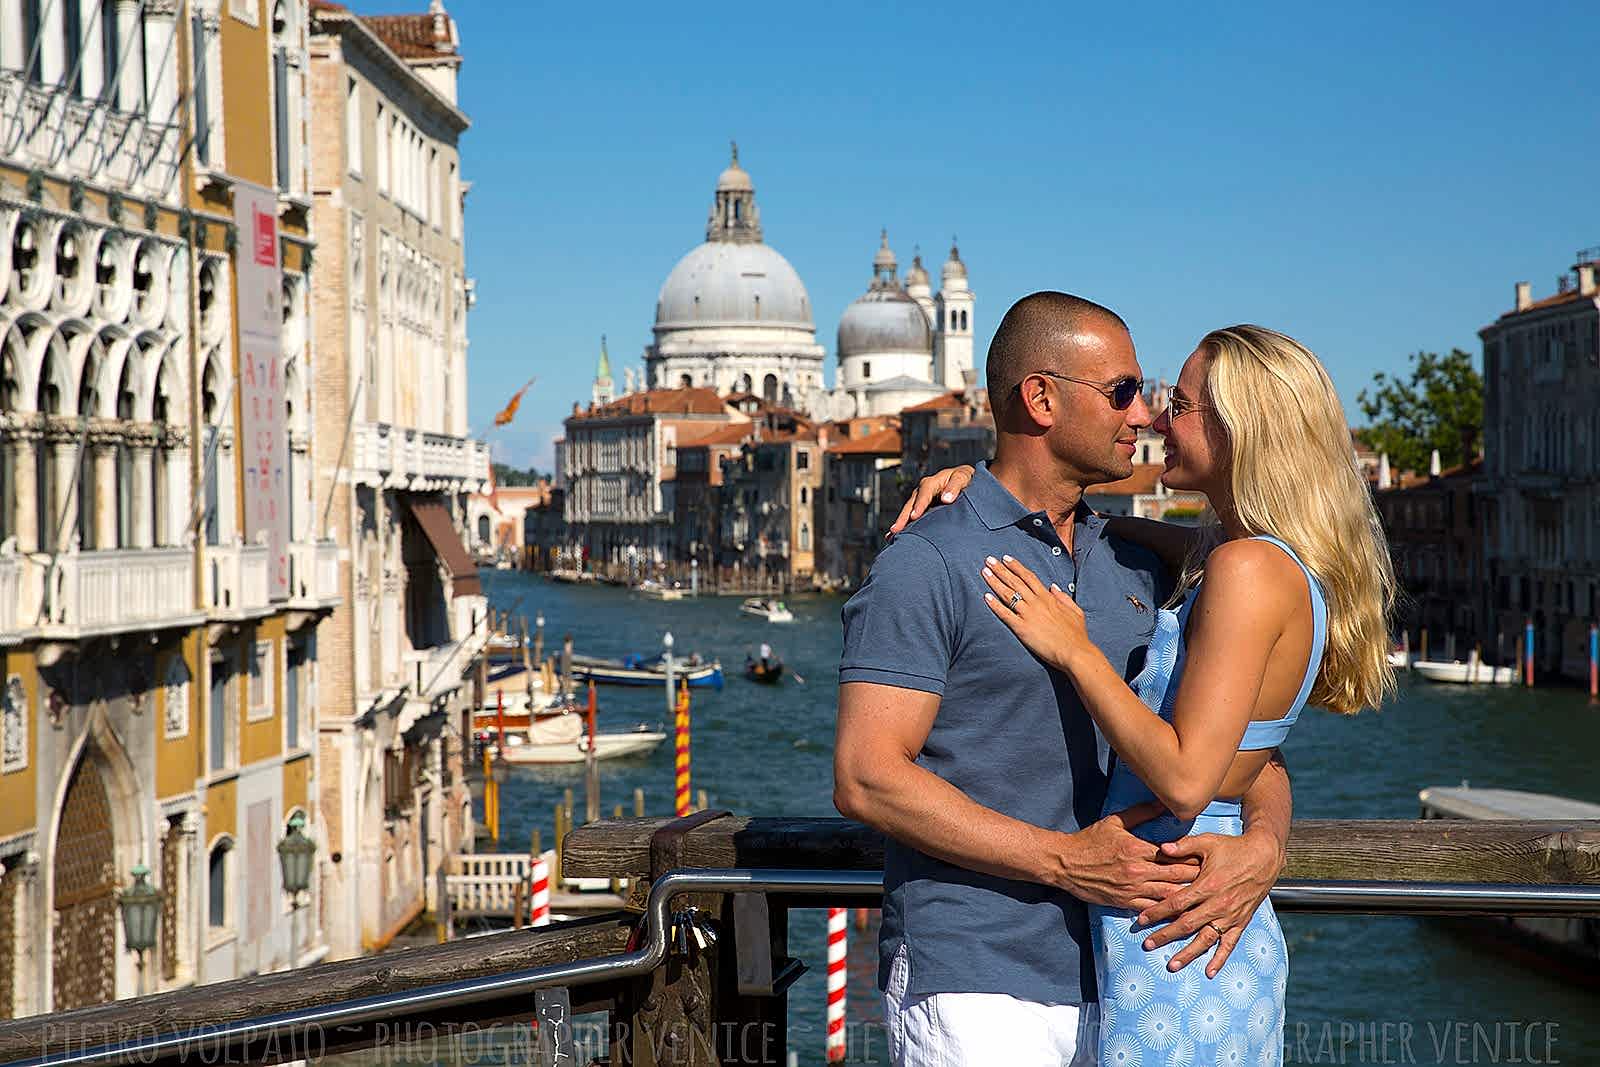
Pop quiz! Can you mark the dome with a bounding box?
[905,252,929,290]
[717,163,752,192]
[655,241,813,329]
[942,240,967,281]
[837,287,933,360]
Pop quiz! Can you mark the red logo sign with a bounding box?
[253,209,276,266]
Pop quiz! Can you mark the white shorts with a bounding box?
[881,947,1099,1067]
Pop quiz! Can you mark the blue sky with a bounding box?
[356,0,1599,470]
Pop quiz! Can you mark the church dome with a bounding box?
[655,241,813,329]
[838,232,933,360]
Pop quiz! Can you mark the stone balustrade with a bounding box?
[203,542,272,618]
[287,539,341,609]
[42,546,199,637]
[352,422,490,493]
[0,74,184,202]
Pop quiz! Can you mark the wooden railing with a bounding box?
[1,816,1596,1067]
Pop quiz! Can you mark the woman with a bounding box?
[890,325,1395,1065]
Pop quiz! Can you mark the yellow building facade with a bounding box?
[0,0,338,1015]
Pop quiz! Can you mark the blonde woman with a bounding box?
[889,325,1395,1064]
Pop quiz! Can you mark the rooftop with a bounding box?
[827,427,902,455]
[1085,464,1165,497]
[569,387,733,421]
[901,391,965,413]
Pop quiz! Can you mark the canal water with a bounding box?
[479,570,1600,1066]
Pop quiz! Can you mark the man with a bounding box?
[834,292,1291,1064]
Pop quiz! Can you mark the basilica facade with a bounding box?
[641,149,974,419]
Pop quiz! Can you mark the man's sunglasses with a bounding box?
[1024,370,1146,411]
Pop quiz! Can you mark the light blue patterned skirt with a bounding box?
[1089,811,1286,1067]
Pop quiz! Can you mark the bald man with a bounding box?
[833,293,1291,1064]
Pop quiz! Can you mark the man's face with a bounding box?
[1035,323,1152,485]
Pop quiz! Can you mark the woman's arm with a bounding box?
[979,541,1299,820]
[887,465,975,534]
[1104,516,1207,575]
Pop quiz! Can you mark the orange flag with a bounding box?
[493,377,536,426]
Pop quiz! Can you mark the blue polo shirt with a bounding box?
[839,461,1168,1005]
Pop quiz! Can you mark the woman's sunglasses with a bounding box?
[1025,370,1146,411]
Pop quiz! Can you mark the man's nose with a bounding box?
[1126,394,1154,429]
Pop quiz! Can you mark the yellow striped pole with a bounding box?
[674,679,691,816]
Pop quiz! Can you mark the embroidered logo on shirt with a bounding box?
[1126,595,1149,614]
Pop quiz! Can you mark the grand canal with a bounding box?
[479,569,1600,1065]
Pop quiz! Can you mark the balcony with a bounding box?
[0,73,183,202]
[203,542,273,619]
[41,547,202,638]
[404,639,473,704]
[287,540,342,609]
[352,423,491,494]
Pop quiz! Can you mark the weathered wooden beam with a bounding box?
[0,914,634,1066]
[563,816,1600,885]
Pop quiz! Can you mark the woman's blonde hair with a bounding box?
[1178,325,1396,714]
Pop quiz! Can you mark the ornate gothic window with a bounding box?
[2,677,26,774]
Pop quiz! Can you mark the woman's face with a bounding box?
[1154,347,1228,494]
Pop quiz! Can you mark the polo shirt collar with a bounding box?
[968,461,1104,538]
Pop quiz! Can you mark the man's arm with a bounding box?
[1133,750,1292,976]
[833,680,1183,909]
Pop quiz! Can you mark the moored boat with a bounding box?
[739,597,794,623]
[1412,658,1516,685]
[637,580,686,601]
[569,652,724,689]
[496,714,667,765]
[1419,785,1600,984]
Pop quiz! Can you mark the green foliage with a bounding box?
[1161,506,1205,524]
[1356,349,1483,473]
[492,463,547,487]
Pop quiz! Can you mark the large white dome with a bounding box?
[654,241,813,331]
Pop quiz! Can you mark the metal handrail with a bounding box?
[13,869,1600,1067]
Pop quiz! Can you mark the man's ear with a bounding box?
[1019,377,1056,428]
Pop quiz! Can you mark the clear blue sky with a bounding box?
[356,0,1599,470]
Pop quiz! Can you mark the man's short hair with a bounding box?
[985,292,1128,420]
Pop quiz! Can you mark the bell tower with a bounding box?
[933,239,974,387]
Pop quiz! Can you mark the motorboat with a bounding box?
[637,580,686,601]
[745,657,784,684]
[494,712,666,765]
[569,652,724,689]
[739,597,794,623]
[1419,786,1600,983]
[484,632,525,662]
[1412,658,1516,685]
[1387,649,1411,669]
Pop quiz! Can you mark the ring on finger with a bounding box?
[1205,921,1226,938]
[1008,592,1023,610]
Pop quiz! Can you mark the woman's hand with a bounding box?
[980,555,1096,676]
[887,465,976,535]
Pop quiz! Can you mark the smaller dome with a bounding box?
[942,239,967,280]
[873,230,897,273]
[718,141,753,192]
[905,252,929,289]
[838,288,933,360]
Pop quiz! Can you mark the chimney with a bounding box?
[1515,282,1532,311]
[1579,264,1596,297]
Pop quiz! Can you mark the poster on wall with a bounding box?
[233,180,290,599]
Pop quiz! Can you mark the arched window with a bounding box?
[949,309,957,330]
[799,524,811,551]
[762,374,778,403]
[477,514,490,544]
[208,838,233,928]
[753,294,760,320]
[959,310,968,331]
[679,374,693,389]
[116,358,137,548]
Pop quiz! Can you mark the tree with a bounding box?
[1356,349,1483,474]
[491,463,548,487]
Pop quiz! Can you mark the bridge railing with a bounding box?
[0,815,1596,1067]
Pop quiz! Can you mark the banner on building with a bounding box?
[233,181,290,599]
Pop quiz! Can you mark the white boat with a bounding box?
[497,714,667,765]
[739,597,794,623]
[1411,658,1516,685]
[637,580,686,601]
[1387,649,1411,669]
[1419,786,1600,982]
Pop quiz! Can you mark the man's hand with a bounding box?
[1042,802,1196,910]
[1135,826,1285,977]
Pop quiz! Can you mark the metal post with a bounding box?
[663,630,675,723]
[1589,622,1597,705]
[1525,617,1535,687]
[585,681,600,824]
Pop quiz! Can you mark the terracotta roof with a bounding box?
[677,423,751,448]
[901,391,965,413]
[308,0,346,10]
[1494,286,1595,322]
[1086,464,1165,497]
[363,12,458,60]
[570,387,730,421]
[828,427,902,455]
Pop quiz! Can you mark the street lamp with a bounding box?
[277,813,316,970]
[118,864,162,996]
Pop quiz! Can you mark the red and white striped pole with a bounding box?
[825,907,847,1062]
[529,854,551,927]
